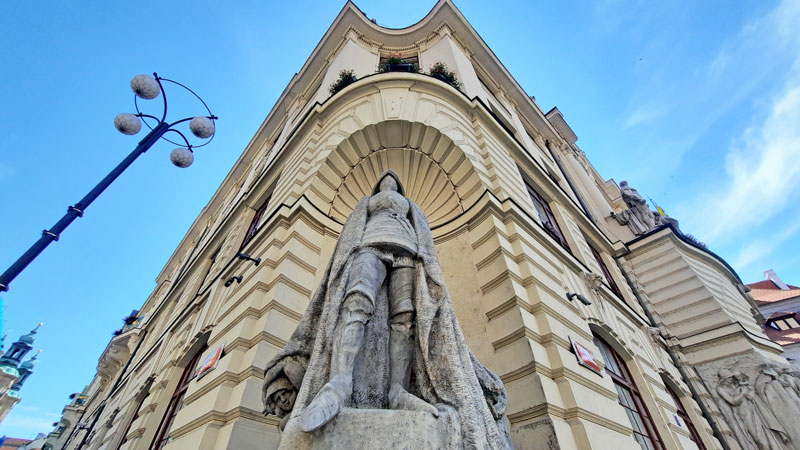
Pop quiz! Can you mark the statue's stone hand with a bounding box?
[389,383,439,417]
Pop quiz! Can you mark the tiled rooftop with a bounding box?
[746,279,800,305]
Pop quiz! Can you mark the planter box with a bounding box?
[384,63,416,73]
[432,72,456,86]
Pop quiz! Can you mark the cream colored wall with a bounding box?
[53,10,724,450]
[624,230,782,366]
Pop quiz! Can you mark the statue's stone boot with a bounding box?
[300,374,352,432]
[301,297,369,432]
[388,311,438,417]
[389,383,439,417]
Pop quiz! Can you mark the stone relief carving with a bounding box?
[262,170,512,449]
[699,354,800,450]
[582,271,604,294]
[755,363,800,445]
[780,366,800,397]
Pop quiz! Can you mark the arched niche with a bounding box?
[310,120,483,228]
[331,147,462,227]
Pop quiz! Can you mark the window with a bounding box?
[767,315,800,330]
[378,53,419,72]
[666,386,707,450]
[593,335,665,450]
[149,347,206,450]
[590,245,622,298]
[525,182,570,251]
[241,197,270,248]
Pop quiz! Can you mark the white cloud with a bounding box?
[733,220,800,270]
[2,413,57,435]
[706,48,730,81]
[623,103,665,129]
[687,78,800,242]
[677,0,800,245]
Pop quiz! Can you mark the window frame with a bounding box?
[589,245,623,298]
[594,335,665,450]
[241,197,270,248]
[148,347,206,450]
[525,182,571,251]
[666,386,707,450]
[768,316,799,330]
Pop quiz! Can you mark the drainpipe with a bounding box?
[613,257,732,450]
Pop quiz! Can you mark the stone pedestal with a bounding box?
[278,408,461,450]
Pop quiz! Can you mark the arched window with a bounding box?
[666,386,707,450]
[593,335,665,450]
[149,346,206,450]
[524,180,570,251]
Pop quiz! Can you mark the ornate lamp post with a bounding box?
[0,73,217,292]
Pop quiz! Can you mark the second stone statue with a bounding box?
[263,170,512,449]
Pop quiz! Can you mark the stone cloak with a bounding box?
[264,188,512,449]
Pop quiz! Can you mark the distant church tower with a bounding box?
[0,324,42,423]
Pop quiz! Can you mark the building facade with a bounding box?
[46,2,799,449]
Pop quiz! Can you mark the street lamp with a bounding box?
[0,73,217,293]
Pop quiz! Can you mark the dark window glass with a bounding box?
[667,386,707,450]
[525,182,570,251]
[241,197,270,248]
[590,245,622,298]
[149,347,206,450]
[593,336,665,450]
[378,54,419,72]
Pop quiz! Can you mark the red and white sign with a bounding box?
[570,337,603,375]
[197,344,224,380]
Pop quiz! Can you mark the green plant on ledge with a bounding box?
[428,62,462,90]
[378,54,420,73]
[329,69,358,95]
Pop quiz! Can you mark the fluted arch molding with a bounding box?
[278,75,498,229]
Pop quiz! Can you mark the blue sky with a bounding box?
[1,0,798,439]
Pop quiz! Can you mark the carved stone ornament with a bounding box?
[582,271,604,294]
[698,354,800,450]
[262,170,512,449]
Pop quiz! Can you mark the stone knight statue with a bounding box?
[263,170,512,449]
[616,180,656,235]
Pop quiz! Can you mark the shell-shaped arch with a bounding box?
[310,120,484,228]
[331,148,462,226]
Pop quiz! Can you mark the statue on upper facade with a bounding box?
[615,181,656,235]
[262,170,512,449]
[613,180,679,236]
[716,368,789,450]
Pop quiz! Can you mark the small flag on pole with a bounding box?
[647,196,666,216]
